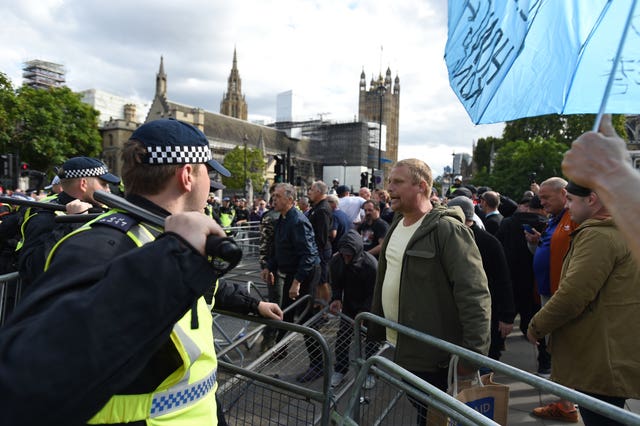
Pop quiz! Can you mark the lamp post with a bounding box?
[375,83,386,189]
[243,134,248,199]
[342,160,347,187]
[451,151,456,176]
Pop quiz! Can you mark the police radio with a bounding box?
[93,190,242,275]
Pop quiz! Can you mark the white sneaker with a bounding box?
[331,371,345,387]
[362,374,376,390]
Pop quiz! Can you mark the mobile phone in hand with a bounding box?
[522,224,535,234]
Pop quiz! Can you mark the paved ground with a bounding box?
[496,327,640,425]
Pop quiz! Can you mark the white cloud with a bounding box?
[0,0,505,176]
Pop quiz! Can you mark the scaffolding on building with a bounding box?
[22,59,66,89]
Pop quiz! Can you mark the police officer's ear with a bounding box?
[177,164,198,191]
[78,177,89,193]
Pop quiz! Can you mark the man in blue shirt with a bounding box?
[327,195,351,254]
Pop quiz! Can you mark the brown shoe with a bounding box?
[532,401,579,423]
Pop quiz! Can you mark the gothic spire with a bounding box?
[156,55,167,97]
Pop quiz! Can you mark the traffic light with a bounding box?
[288,165,295,185]
[274,155,284,183]
[360,172,368,188]
[20,162,29,177]
[0,154,14,178]
[369,173,375,190]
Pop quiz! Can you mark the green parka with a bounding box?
[368,205,491,372]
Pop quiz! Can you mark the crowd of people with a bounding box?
[0,114,638,425]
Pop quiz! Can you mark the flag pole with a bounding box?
[593,0,638,132]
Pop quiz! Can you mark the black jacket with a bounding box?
[308,197,333,252]
[267,206,320,282]
[495,211,548,292]
[329,230,377,315]
[471,224,516,323]
[0,195,260,426]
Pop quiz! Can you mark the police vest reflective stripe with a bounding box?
[16,193,61,251]
[46,209,219,425]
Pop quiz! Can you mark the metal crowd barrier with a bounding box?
[348,312,640,426]
[222,221,261,282]
[215,295,334,426]
[0,272,21,327]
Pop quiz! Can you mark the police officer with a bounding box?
[17,157,121,295]
[0,118,283,426]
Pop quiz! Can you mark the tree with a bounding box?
[502,114,627,146]
[480,137,566,198]
[0,74,102,175]
[0,73,18,150]
[12,86,102,173]
[221,146,265,190]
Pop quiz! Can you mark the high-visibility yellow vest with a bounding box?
[46,210,219,425]
[219,210,234,228]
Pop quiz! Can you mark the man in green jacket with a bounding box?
[368,158,491,425]
[528,181,640,425]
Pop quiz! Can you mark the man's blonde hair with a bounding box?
[394,159,433,196]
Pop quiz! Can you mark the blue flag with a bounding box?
[446,0,640,124]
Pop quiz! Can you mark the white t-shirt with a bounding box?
[381,213,427,345]
[338,196,366,225]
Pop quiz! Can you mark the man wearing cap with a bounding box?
[445,175,463,198]
[44,175,63,195]
[527,182,640,425]
[0,118,283,426]
[219,196,236,227]
[17,156,121,295]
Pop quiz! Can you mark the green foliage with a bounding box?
[221,146,265,190]
[472,136,505,173]
[478,137,566,198]
[472,114,628,195]
[0,73,17,150]
[0,76,102,174]
[503,113,627,146]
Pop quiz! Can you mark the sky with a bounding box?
[0,0,505,177]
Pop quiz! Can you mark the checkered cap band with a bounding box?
[146,145,212,165]
[61,165,109,179]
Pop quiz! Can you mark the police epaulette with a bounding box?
[95,212,139,232]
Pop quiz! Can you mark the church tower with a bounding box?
[358,66,400,179]
[220,48,248,120]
